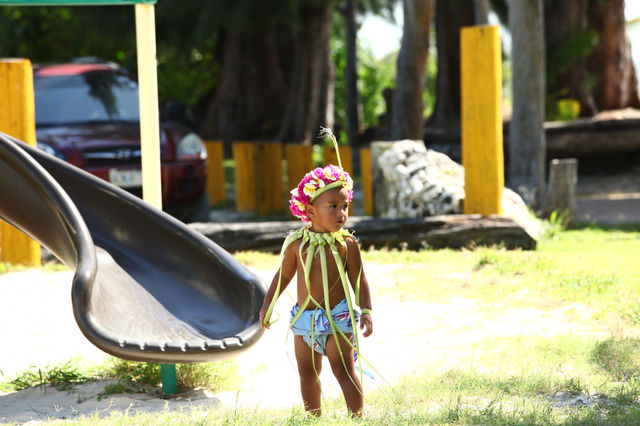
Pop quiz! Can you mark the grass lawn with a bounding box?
[3,225,640,424]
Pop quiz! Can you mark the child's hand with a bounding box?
[259,307,270,329]
[360,313,373,337]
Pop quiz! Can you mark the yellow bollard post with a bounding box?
[232,141,257,213]
[323,145,353,176]
[360,147,373,216]
[255,142,283,215]
[285,144,313,191]
[460,25,504,215]
[233,141,284,215]
[204,140,226,206]
[323,145,353,215]
[0,59,41,267]
[285,144,313,218]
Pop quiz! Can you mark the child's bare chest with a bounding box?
[295,243,348,309]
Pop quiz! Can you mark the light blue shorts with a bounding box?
[290,299,360,356]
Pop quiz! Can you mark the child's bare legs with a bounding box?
[294,335,323,416]
[326,333,363,416]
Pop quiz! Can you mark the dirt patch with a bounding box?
[0,265,614,423]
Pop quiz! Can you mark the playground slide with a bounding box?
[0,132,265,363]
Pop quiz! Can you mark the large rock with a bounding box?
[373,140,542,238]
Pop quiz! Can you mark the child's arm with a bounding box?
[259,241,297,329]
[345,237,373,337]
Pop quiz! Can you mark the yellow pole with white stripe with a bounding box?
[0,58,41,267]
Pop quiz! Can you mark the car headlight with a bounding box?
[37,142,66,160]
[177,132,207,160]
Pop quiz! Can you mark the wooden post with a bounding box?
[324,145,353,215]
[545,158,577,226]
[460,25,504,215]
[285,144,313,191]
[204,140,226,206]
[360,147,373,216]
[232,142,257,213]
[255,142,283,215]
[285,144,312,219]
[0,59,41,267]
[232,141,283,215]
[323,145,353,175]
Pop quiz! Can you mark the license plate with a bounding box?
[109,169,142,188]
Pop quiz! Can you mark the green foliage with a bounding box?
[546,28,599,121]
[0,6,136,67]
[0,359,93,392]
[103,357,238,393]
[1,356,237,395]
[423,38,438,118]
[331,20,397,142]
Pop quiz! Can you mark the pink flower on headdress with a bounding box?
[289,164,353,221]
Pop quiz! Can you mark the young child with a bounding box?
[259,135,373,417]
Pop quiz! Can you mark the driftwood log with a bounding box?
[424,117,640,164]
[189,215,537,253]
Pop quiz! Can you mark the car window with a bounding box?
[34,71,140,126]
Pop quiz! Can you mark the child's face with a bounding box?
[307,186,350,233]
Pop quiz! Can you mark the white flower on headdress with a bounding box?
[345,177,353,191]
[293,199,306,211]
[323,168,334,180]
[290,188,299,197]
[303,182,318,198]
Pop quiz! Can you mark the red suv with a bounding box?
[33,60,210,222]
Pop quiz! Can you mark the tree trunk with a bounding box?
[199,28,288,143]
[390,0,434,140]
[509,0,546,208]
[343,0,360,146]
[587,0,640,110]
[544,0,640,117]
[200,2,333,145]
[473,0,490,25]
[277,1,333,143]
[544,0,597,116]
[429,0,474,128]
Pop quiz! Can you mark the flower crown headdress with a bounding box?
[289,128,353,222]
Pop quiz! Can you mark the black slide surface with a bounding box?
[0,132,265,363]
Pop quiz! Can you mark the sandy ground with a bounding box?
[0,262,609,424]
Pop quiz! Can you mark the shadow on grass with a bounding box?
[575,222,640,232]
[590,337,640,380]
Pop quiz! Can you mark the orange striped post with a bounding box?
[0,59,41,266]
[360,147,373,216]
[461,25,504,215]
[204,140,226,206]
